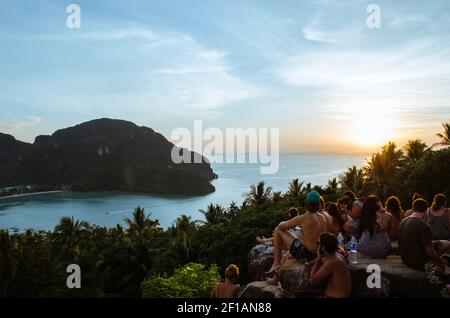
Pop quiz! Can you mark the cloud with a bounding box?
[1,23,260,115]
[0,116,42,133]
[302,26,337,44]
[275,39,450,145]
[146,40,258,110]
[277,41,450,90]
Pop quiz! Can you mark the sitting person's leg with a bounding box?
[433,240,450,255]
[256,236,273,245]
[281,251,293,262]
[267,225,296,274]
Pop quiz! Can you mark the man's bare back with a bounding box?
[309,233,352,298]
[212,282,240,298]
[298,212,329,252]
[322,255,352,298]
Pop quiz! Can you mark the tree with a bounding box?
[124,207,159,237]
[244,181,272,205]
[434,122,450,148]
[53,216,88,260]
[286,178,304,202]
[339,166,365,196]
[200,204,226,225]
[141,263,220,298]
[404,139,429,163]
[324,178,339,202]
[0,231,17,298]
[364,141,403,198]
[272,191,284,203]
[170,215,198,259]
[123,207,162,297]
[398,147,450,202]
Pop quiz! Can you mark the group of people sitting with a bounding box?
[212,190,450,298]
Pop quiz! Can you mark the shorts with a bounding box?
[289,239,316,263]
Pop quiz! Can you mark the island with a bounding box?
[0,118,217,196]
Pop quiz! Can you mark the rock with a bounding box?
[247,245,324,297]
[277,258,324,297]
[349,253,440,298]
[389,241,399,255]
[248,245,274,281]
[239,281,284,298]
[247,244,443,298]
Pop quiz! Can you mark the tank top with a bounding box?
[426,209,450,240]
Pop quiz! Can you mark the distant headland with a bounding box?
[0,118,217,196]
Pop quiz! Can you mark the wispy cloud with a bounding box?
[276,39,450,144]
[302,26,337,43]
[0,116,42,133]
[146,40,259,110]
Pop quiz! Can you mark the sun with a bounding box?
[350,113,395,148]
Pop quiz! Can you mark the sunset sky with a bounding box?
[1,0,450,153]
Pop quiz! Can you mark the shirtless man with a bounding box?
[319,196,334,233]
[211,264,240,298]
[266,191,329,276]
[309,232,352,298]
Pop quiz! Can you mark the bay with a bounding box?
[0,154,366,231]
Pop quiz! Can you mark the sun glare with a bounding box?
[348,110,395,148]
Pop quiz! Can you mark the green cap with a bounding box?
[306,190,321,204]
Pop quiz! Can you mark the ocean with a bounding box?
[0,154,366,231]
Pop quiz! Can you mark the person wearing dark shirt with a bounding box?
[398,199,449,272]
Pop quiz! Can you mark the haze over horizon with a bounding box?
[1,0,450,153]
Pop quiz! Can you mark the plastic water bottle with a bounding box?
[337,232,345,250]
[349,235,358,264]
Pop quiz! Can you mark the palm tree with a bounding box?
[171,215,197,258]
[54,216,87,239]
[0,231,17,298]
[364,141,403,198]
[339,166,365,196]
[303,182,312,194]
[286,178,304,202]
[54,216,88,259]
[324,178,339,202]
[433,122,450,148]
[272,191,283,203]
[123,207,160,290]
[404,139,429,162]
[244,181,273,205]
[199,204,226,224]
[124,207,157,236]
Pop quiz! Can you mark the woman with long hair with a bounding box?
[385,196,405,241]
[426,194,450,240]
[359,195,391,258]
[326,203,346,236]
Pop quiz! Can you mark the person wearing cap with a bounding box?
[266,190,329,281]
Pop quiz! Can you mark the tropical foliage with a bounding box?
[1,123,449,298]
[141,263,220,298]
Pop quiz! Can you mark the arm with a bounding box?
[384,213,392,233]
[351,202,363,220]
[309,260,332,287]
[420,225,444,265]
[277,215,303,231]
[386,215,393,239]
[211,284,218,298]
[425,245,444,264]
[343,218,355,236]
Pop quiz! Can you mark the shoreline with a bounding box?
[0,190,64,200]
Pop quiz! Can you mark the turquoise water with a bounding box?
[0,154,366,231]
